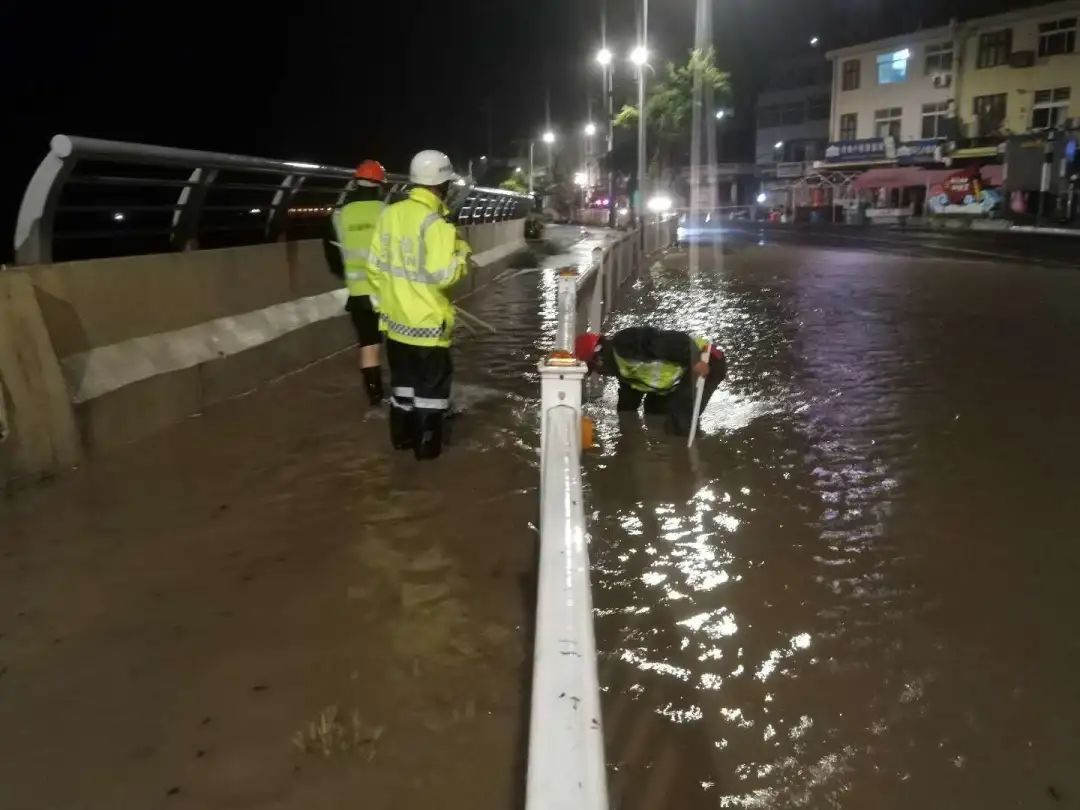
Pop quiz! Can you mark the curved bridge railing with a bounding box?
[13,135,532,265]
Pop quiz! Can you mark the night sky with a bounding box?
[0,0,1044,259]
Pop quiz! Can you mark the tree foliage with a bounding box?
[499,175,529,194]
[614,48,731,171]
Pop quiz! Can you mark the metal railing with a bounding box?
[529,217,677,810]
[13,135,531,265]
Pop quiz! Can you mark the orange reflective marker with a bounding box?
[581,416,596,450]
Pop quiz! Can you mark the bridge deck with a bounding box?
[0,225,611,809]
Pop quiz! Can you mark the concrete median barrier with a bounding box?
[1,219,526,485]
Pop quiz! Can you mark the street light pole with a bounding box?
[631,0,649,226]
[636,64,646,223]
[528,141,535,195]
[605,63,615,227]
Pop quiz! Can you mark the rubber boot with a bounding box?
[413,409,444,461]
[389,406,415,450]
[361,366,384,406]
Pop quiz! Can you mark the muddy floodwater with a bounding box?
[586,234,1080,808]
[3,227,1080,808]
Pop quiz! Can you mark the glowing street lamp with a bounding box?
[542,131,556,145]
[810,36,820,46]
[595,47,613,67]
[574,171,588,187]
[584,122,597,137]
[630,45,648,66]
[715,109,726,121]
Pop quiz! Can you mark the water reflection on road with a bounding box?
[580,232,1080,808]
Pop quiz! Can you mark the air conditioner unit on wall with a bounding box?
[1009,50,1035,68]
[932,73,953,89]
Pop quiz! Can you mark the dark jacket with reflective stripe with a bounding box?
[598,327,702,393]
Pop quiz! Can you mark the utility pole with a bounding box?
[602,0,615,228]
[635,0,649,224]
[545,87,554,178]
[529,141,535,195]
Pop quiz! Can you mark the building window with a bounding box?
[876,49,910,84]
[781,102,805,126]
[1039,18,1077,56]
[921,101,950,138]
[973,93,1007,135]
[839,112,858,140]
[807,96,830,121]
[924,42,954,73]
[757,105,781,128]
[874,107,903,138]
[977,29,1012,68]
[1032,87,1071,129]
[841,59,860,91]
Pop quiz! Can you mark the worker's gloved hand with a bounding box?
[693,361,710,378]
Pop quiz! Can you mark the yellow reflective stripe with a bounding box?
[614,353,684,393]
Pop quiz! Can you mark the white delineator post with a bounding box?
[530,266,608,810]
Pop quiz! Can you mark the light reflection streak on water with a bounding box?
[583,243,927,808]
[468,228,1080,806]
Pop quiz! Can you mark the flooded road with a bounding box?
[585,232,1080,808]
[3,224,1079,808]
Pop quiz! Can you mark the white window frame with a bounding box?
[1031,87,1071,129]
[921,102,950,138]
[1038,17,1077,57]
[874,107,903,139]
[924,42,954,74]
[876,49,910,84]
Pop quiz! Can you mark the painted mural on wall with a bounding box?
[928,168,1002,216]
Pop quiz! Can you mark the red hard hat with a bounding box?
[354,159,386,184]
[574,332,603,363]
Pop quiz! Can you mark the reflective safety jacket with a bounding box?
[600,326,711,393]
[368,187,472,347]
[323,192,384,299]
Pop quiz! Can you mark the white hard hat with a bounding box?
[409,149,457,186]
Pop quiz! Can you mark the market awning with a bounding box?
[852,166,931,190]
[852,164,1005,192]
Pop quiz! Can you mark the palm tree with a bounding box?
[614,48,731,179]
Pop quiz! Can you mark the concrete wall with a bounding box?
[0,271,82,490]
[828,27,953,142]
[755,84,831,164]
[958,1,1080,135]
[1,219,525,485]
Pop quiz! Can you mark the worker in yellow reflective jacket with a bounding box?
[323,159,387,406]
[368,150,472,460]
[575,327,726,436]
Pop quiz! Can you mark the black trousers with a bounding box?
[616,355,725,436]
[385,339,452,412]
[346,295,382,347]
[385,338,452,458]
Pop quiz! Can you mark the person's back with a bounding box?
[577,326,726,437]
[322,160,387,406]
[372,188,467,347]
[368,150,471,460]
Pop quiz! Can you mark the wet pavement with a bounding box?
[0,225,609,810]
[590,229,1080,808]
[3,224,1080,808]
